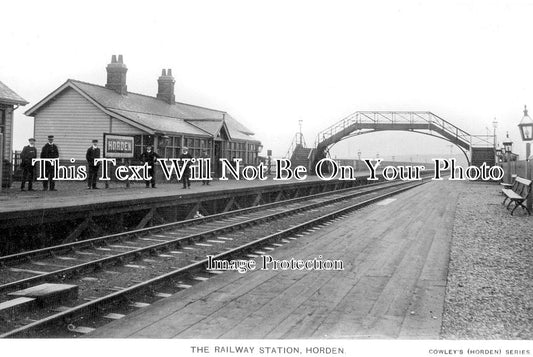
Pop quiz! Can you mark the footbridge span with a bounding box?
[289,111,495,172]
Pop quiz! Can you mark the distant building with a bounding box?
[0,81,28,187]
[25,55,261,176]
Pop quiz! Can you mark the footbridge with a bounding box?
[297,111,495,171]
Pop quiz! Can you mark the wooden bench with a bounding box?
[501,176,532,215]
[500,174,517,192]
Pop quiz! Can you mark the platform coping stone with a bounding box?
[129,302,150,308]
[104,313,126,320]
[70,326,95,334]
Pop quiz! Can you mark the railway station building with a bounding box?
[0,81,28,187]
[24,55,261,177]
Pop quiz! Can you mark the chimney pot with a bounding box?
[157,68,175,104]
[106,55,127,95]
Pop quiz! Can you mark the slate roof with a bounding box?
[0,81,28,106]
[26,79,259,142]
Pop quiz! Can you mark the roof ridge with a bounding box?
[68,78,227,114]
[111,107,224,122]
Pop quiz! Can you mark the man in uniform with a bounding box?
[86,139,101,189]
[20,138,37,191]
[40,135,59,191]
[179,146,194,189]
[140,145,160,188]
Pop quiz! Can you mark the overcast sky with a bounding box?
[2,0,532,161]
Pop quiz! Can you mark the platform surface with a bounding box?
[88,179,459,339]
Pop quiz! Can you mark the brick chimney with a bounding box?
[105,54,128,95]
[157,69,175,104]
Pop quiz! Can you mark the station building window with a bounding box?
[183,136,209,157]
[162,136,181,158]
[133,134,154,160]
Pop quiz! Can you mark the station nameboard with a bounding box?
[104,133,135,158]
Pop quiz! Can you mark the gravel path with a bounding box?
[441,181,533,339]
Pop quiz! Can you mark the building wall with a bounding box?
[33,88,143,161]
[1,106,14,162]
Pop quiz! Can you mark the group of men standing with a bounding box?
[141,145,198,189]
[19,136,210,190]
[20,135,59,191]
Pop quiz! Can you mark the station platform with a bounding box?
[0,176,324,214]
[88,179,459,339]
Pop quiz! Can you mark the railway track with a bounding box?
[0,178,429,338]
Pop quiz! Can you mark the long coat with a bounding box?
[20,145,37,168]
[41,143,59,159]
[86,147,101,167]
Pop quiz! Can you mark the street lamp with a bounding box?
[492,118,498,148]
[517,105,532,212]
[518,105,533,143]
[503,132,513,160]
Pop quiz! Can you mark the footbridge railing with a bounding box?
[315,111,493,151]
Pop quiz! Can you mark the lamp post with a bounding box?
[517,105,533,211]
[492,118,498,161]
[503,132,513,161]
[502,132,513,183]
[267,149,272,176]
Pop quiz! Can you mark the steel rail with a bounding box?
[0,178,394,265]
[0,179,421,293]
[0,179,427,338]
